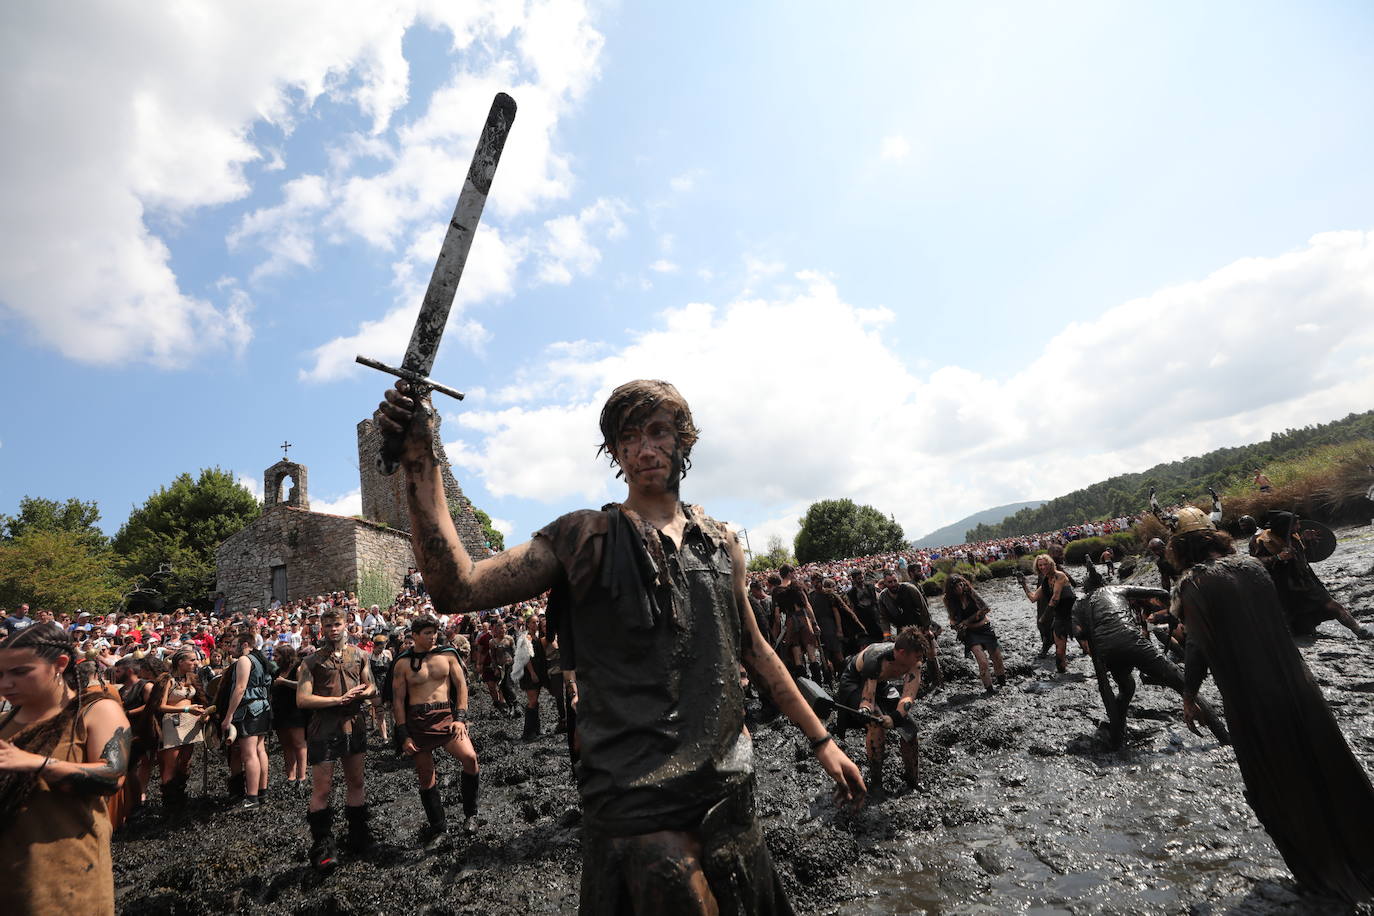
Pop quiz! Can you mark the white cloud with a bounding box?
[649,259,679,274]
[0,0,604,369]
[880,135,912,160]
[312,488,363,517]
[235,473,263,502]
[438,230,1374,539]
[534,198,629,286]
[669,170,701,193]
[488,516,515,538]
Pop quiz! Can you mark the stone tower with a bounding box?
[263,459,309,510]
[356,413,491,555]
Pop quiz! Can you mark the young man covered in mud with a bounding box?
[376,378,864,915]
[1168,507,1374,905]
[1249,509,1371,640]
[296,607,378,870]
[391,615,479,848]
[832,626,925,796]
[1072,559,1228,750]
[877,570,942,687]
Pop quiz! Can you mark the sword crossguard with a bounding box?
[355,354,466,402]
[355,354,465,477]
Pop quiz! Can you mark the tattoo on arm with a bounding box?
[53,726,130,795]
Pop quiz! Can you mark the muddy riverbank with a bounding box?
[113,526,1374,914]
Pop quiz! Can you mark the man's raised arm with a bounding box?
[376,384,561,611]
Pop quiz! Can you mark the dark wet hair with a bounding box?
[893,626,926,656]
[0,622,83,693]
[597,380,699,479]
[942,574,987,615]
[779,564,794,578]
[1165,529,1235,571]
[274,645,299,677]
[411,615,439,634]
[0,624,94,823]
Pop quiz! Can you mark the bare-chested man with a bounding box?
[376,378,864,915]
[296,607,377,871]
[835,626,925,796]
[392,615,479,847]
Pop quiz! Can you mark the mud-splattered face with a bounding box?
[613,408,684,493]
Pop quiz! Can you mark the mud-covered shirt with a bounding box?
[878,582,932,631]
[535,503,750,836]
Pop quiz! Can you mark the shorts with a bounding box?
[234,707,271,738]
[1053,597,1076,639]
[578,782,793,916]
[307,726,367,765]
[519,669,541,691]
[782,614,816,648]
[957,625,1000,658]
[407,702,457,754]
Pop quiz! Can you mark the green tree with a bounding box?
[113,468,261,611]
[1,496,108,549]
[0,528,127,612]
[472,508,506,552]
[747,534,796,572]
[793,498,907,563]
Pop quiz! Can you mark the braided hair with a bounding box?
[0,623,91,824]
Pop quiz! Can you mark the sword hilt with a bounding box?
[356,354,465,477]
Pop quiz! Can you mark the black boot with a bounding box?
[344,804,375,852]
[227,771,245,801]
[161,778,184,809]
[418,787,447,849]
[460,770,480,834]
[808,660,825,684]
[307,808,337,872]
[521,706,541,742]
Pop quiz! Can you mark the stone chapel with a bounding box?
[213,415,490,613]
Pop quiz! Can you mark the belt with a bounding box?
[408,701,452,714]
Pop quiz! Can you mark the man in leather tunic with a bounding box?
[376,378,865,915]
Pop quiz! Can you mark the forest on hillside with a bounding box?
[966,410,1374,541]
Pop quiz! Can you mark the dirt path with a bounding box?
[114,527,1374,914]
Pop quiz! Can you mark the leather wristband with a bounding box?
[810,733,834,751]
[453,709,468,723]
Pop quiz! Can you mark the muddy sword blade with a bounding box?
[355,91,517,474]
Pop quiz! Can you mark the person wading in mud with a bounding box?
[877,570,943,687]
[774,564,825,684]
[1249,510,1372,640]
[941,574,1005,695]
[1167,507,1374,905]
[296,606,378,871]
[833,626,925,797]
[391,615,479,848]
[376,378,865,915]
[1073,559,1228,750]
[1018,555,1076,674]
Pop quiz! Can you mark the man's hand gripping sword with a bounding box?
[356,92,517,474]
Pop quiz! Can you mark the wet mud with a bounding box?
[114,527,1374,914]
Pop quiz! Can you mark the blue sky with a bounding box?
[3,0,1373,554]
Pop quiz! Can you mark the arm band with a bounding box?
[810,733,834,751]
[394,723,409,742]
[454,709,468,723]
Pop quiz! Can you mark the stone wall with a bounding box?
[356,414,491,554]
[213,505,414,614]
[352,522,416,607]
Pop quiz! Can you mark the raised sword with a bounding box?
[356,91,517,474]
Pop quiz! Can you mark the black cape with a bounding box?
[1178,554,1374,904]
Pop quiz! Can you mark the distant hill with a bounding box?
[965,409,1374,541]
[913,500,1046,547]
